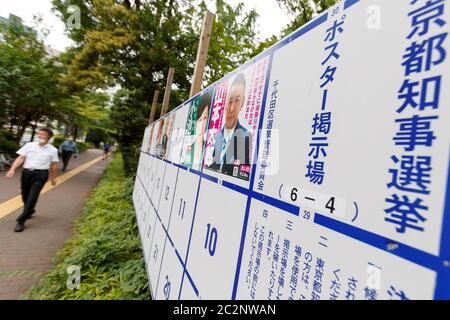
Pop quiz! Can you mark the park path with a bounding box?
[0,149,112,299]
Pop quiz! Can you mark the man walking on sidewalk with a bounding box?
[5,128,59,232]
[59,136,79,172]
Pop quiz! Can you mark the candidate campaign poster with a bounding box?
[162,112,176,160]
[203,56,269,182]
[180,88,214,170]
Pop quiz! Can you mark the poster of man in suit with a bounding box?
[204,57,269,181]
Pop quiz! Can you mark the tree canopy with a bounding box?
[1,0,340,156]
[50,0,263,152]
[0,20,63,142]
[0,16,112,147]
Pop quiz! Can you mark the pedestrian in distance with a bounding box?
[102,142,110,160]
[59,136,79,172]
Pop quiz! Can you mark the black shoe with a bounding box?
[15,222,25,232]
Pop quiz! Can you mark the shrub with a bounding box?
[0,129,18,154]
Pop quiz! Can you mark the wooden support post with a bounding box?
[149,90,159,124]
[160,67,175,117]
[189,10,214,98]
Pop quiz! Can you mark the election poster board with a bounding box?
[181,88,214,171]
[132,0,450,300]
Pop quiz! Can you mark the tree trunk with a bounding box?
[30,124,37,142]
[72,125,79,141]
[64,124,70,138]
[17,123,28,144]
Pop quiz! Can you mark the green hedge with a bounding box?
[23,155,150,300]
[0,130,18,154]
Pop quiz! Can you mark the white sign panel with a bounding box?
[133,0,450,300]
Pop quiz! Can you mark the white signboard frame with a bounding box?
[133,0,450,300]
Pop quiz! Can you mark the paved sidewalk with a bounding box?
[0,149,112,299]
[0,148,103,203]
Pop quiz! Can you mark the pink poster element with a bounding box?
[203,80,228,167]
[243,57,269,164]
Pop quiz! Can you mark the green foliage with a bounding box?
[23,155,150,300]
[199,0,259,84]
[77,142,96,153]
[0,129,18,154]
[276,0,338,35]
[51,0,260,157]
[51,136,65,149]
[57,89,113,141]
[0,15,113,144]
[85,127,112,148]
[0,20,64,141]
[110,88,148,155]
[253,0,339,55]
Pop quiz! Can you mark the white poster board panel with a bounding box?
[142,192,157,263]
[155,242,185,300]
[144,153,154,188]
[141,126,150,153]
[236,199,437,300]
[132,0,450,300]
[168,103,191,165]
[146,218,168,297]
[179,277,199,300]
[167,169,200,257]
[138,153,148,188]
[254,0,450,256]
[136,152,144,178]
[133,180,143,240]
[149,158,162,202]
[152,160,167,210]
[157,163,178,229]
[184,179,248,299]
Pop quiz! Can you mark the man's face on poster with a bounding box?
[225,82,245,130]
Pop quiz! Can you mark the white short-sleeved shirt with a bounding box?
[17,142,59,170]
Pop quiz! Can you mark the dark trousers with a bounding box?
[61,150,73,171]
[16,169,49,223]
